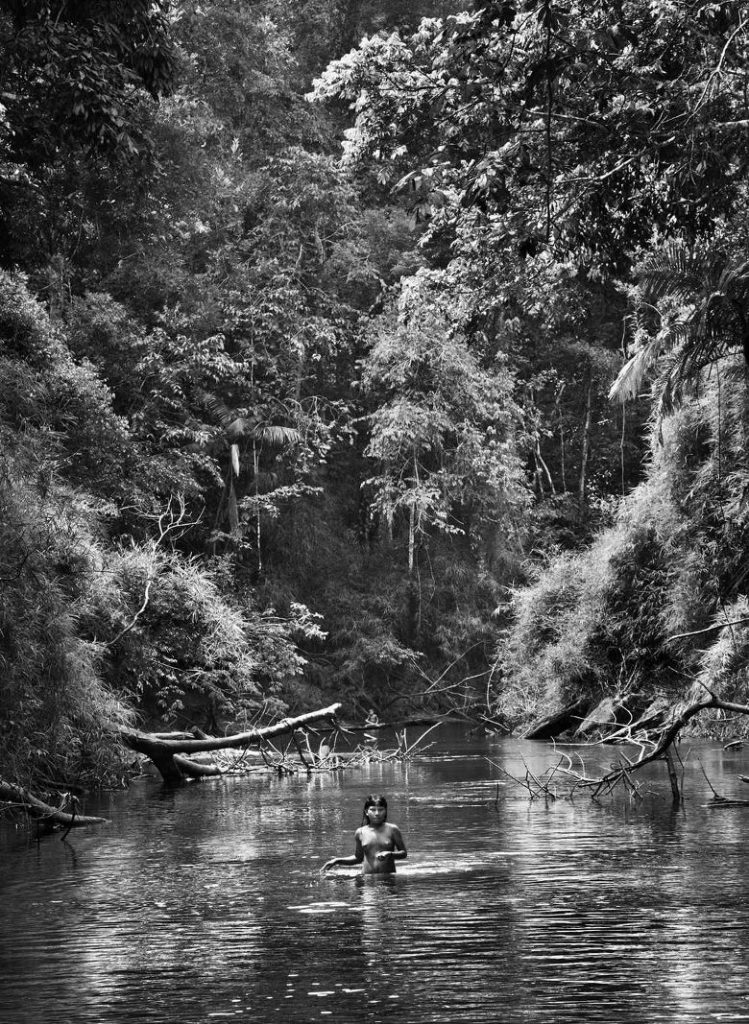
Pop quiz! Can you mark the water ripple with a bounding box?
[2,734,749,1023]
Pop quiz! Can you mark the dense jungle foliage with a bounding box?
[2,0,749,792]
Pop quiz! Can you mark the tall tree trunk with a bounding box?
[338,0,365,51]
[408,502,415,575]
[535,439,556,495]
[253,436,262,573]
[408,450,419,575]
[620,401,626,495]
[579,369,592,510]
[555,382,567,491]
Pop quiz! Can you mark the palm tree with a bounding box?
[609,242,749,418]
[203,394,301,565]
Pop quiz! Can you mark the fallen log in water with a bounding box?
[514,691,749,806]
[0,779,108,829]
[116,703,343,784]
[523,698,589,740]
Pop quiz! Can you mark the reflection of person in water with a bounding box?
[322,794,407,875]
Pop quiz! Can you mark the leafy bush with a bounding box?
[91,543,322,729]
[692,597,749,738]
[0,454,134,789]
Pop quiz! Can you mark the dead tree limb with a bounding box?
[510,692,749,804]
[580,695,743,788]
[487,757,559,800]
[107,496,199,648]
[479,713,511,734]
[173,755,224,779]
[697,760,749,808]
[116,703,343,784]
[0,779,108,828]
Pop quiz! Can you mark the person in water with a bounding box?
[322,794,407,875]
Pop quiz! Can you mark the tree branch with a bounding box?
[665,617,749,642]
[115,704,343,783]
[0,779,107,827]
[506,693,749,804]
[108,495,198,647]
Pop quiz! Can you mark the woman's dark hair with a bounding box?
[361,794,387,824]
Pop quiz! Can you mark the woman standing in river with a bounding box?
[322,794,407,875]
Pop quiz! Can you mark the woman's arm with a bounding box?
[322,830,364,871]
[322,855,358,870]
[375,825,407,861]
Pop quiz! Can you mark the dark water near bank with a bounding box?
[3,729,749,1023]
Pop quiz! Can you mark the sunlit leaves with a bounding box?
[361,269,528,559]
[311,1,749,274]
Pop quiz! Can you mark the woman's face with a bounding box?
[365,803,386,825]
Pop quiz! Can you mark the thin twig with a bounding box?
[665,617,749,642]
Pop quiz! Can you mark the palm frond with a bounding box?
[200,392,235,427]
[226,416,251,439]
[653,348,691,419]
[255,424,301,446]
[608,337,662,403]
[638,243,702,303]
[199,391,255,438]
[615,240,749,423]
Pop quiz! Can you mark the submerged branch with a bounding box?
[116,704,343,784]
[0,779,108,828]
[500,692,749,805]
[115,705,443,784]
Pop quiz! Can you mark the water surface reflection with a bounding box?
[2,732,749,1022]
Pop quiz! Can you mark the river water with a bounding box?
[2,728,749,1023]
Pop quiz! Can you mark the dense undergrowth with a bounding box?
[496,359,749,737]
